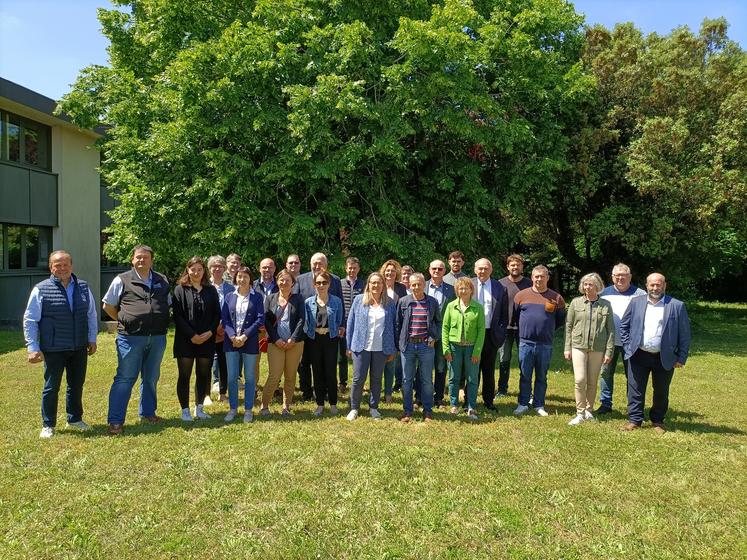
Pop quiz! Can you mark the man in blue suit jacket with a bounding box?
[472,258,509,410]
[426,259,456,407]
[620,273,691,432]
[293,252,344,401]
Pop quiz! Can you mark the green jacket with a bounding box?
[564,296,615,357]
[441,298,486,358]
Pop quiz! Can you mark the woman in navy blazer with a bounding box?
[345,272,397,420]
[304,269,344,416]
[260,269,306,416]
[221,266,264,423]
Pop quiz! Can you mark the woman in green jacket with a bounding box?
[564,272,615,425]
[442,277,485,420]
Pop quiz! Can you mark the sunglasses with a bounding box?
[315,280,329,286]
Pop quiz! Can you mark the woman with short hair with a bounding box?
[442,277,485,420]
[221,266,264,423]
[172,256,221,422]
[564,272,615,425]
[345,273,397,420]
[261,269,306,416]
[304,269,344,416]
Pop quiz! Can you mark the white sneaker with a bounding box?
[313,406,324,416]
[39,426,54,438]
[203,395,213,406]
[535,407,549,417]
[568,414,585,426]
[181,408,193,422]
[584,410,595,421]
[330,405,338,416]
[194,405,211,420]
[369,408,382,420]
[513,404,529,416]
[467,409,479,420]
[212,382,220,394]
[66,420,91,431]
[347,409,359,421]
[224,409,237,422]
[243,410,253,423]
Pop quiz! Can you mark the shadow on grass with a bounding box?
[0,330,25,356]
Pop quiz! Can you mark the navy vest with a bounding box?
[37,274,90,352]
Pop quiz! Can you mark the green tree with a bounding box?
[552,18,747,291]
[58,0,587,274]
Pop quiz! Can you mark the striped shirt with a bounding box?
[408,297,429,338]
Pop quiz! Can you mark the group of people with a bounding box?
[23,246,691,438]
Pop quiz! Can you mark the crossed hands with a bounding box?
[191,331,213,345]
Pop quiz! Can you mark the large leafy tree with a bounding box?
[58,0,588,274]
[552,18,747,291]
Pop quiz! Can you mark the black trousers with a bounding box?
[478,329,500,407]
[338,337,349,386]
[41,348,88,427]
[299,349,314,400]
[627,349,674,425]
[307,333,339,406]
[215,346,228,394]
[176,357,213,409]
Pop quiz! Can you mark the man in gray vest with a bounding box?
[102,245,171,435]
[23,250,98,438]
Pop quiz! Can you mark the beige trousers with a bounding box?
[571,348,604,415]
[263,341,304,409]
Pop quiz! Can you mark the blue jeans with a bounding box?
[518,340,553,408]
[401,342,435,415]
[383,353,402,396]
[41,348,88,427]
[447,344,479,410]
[226,351,257,411]
[599,345,628,408]
[107,334,167,424]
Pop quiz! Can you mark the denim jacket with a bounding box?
[346,295,397,356]
[303,294,344,340]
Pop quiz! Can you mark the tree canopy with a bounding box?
[59,0,746,294]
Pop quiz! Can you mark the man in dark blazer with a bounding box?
[620,272,691,432]
[339,257,365,391]
[293,252,343,401]
[426,259,456,407]
[472,258,509,410]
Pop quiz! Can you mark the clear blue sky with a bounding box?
[1,0,745,101]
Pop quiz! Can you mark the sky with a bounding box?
[1,0,745,101]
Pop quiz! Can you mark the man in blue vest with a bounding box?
[102,245,171,435]
[23,250,98,438]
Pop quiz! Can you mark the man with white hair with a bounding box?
[294,253,343,401]
[620,273,690,432]
[595,263,645,414]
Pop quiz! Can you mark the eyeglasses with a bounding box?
[612,274,630,278]
[315,280,329,286]
[431,267,445,271]
[287,261,300,265]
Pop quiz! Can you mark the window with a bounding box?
[0,111,51,170]
[0,223,52,271]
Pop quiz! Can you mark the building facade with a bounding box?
[0,77,106,326]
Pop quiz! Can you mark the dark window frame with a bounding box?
[0,110,52,171]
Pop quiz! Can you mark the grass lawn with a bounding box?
[1,302,745,559]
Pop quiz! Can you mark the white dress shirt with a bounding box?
[641,299,665,352]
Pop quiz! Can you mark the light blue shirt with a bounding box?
[23,280,98,353]
[428,282,445,306]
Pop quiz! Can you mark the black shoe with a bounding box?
[484,403,496,411]
[392,384,401,392]
[594,405,612,415]
[434,400,445,408]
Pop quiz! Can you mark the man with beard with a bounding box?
[620,273,691,433]
[443,251,467,287]
[496,254,532,397]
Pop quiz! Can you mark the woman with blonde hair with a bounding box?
[345,273,397,420]
[442,277,485,420]
[564,272,615,425]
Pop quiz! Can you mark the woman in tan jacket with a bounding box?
[564,273,615,425]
